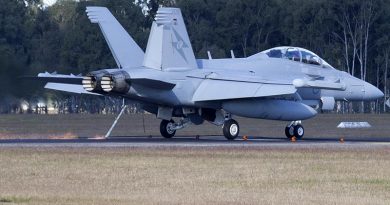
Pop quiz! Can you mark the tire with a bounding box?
[160,119,176,138]
[285,126,294,139]
[223,119,239,140]
[293,124,304,139]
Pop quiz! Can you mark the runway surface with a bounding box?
[1,135,389,149]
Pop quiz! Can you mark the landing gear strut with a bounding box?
[223,119,240,140]
[285,121,304,139]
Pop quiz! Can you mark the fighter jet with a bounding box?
[36,7,384,140]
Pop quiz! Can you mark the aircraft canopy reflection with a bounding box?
[252,46,334,69]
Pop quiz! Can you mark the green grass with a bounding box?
[0,196,31,203]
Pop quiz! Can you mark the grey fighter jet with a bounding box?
[36,7,384,140]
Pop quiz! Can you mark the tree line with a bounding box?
[0,0,389,114]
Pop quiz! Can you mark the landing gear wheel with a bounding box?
[285,126,295,139]
[293,124,304,139]
[160,119,176,138]
[285,124,304,139]
[223,119,239,140]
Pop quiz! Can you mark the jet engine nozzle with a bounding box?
[101,71,130,93]
[82,70,109,93]
[101,76,114,92]
[82,75,97,92]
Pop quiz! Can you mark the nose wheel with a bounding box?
[285,122,304,139]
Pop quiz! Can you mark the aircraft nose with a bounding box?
[364,82,384,100]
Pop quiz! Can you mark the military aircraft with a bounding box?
[35,7,384,140]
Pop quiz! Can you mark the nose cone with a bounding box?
[364,82,384,100]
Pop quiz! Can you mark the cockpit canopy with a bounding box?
[259,47,333,69]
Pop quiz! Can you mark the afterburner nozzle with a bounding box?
[101,76,114,92]
[82,75,97,92]
[101,71,130,94]
[81,70,110,93]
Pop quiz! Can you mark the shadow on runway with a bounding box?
[0,135,389,144]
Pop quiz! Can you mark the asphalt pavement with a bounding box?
[1,135,389,149]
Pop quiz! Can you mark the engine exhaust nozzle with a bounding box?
[82,75,97,92]
[101,76,114,92]
[101,71,130,94]
[81,70,110,93]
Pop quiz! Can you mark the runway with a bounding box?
[1,135,389,149]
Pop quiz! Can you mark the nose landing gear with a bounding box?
[285,121,304,139]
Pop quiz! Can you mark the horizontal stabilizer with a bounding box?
[23,72,83,84]
[192,79,296,101]
[86,7,144,69]
[130,78,176,90]
[45,83,100,96]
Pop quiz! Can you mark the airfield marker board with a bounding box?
[337,122,372,128]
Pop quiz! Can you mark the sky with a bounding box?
[43,0,57,6]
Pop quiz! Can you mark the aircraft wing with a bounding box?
[23,72,83,84]
[191,78,296,101]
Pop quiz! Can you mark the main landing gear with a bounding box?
[223,119,240,140]
[160,119,176,138]
[159,117,241,140]
[285,121,304,139]
[159,117,304,141]
[159,118,191,139]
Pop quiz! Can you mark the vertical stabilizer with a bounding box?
[143,8,197,70]
[86,7,144,69]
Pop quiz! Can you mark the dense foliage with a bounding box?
[0,0,389,113]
